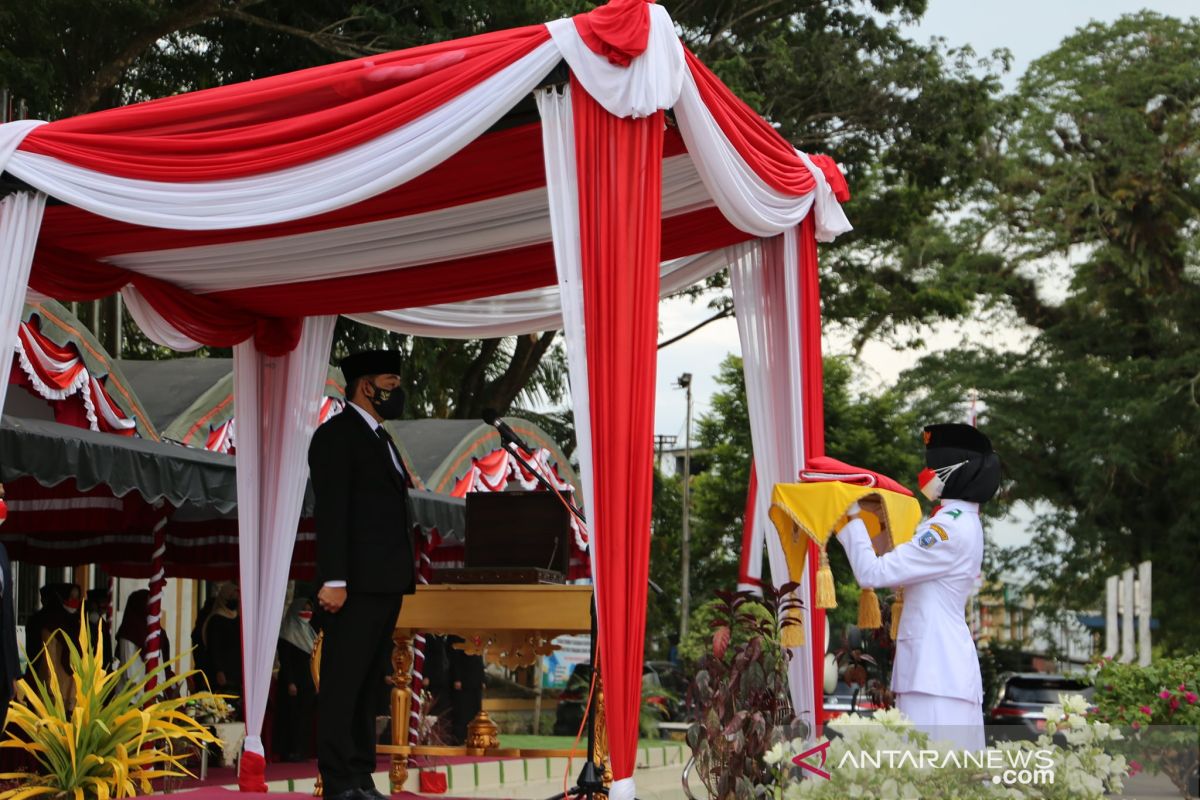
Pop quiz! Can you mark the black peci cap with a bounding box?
[339,350,403,386]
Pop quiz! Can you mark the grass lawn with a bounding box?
[502,734,679,750]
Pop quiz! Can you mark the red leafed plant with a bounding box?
[685,585,806,800]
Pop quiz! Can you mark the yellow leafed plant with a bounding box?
[0,612,225,799]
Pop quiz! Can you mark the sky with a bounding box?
[651,0,1197,564]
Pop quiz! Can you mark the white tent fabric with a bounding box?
[0,190,47,417]
[675,72,844,240]
[729,232,817,726]
[121,285,204,351]
[232,315,337,761]
[536,85,599,587]
[546,3,684,118]
[3,43,563,230]
[96,154,712,294]
[347,248,731,338]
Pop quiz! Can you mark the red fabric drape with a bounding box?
[684,49,818,198]
[737,463,761,590]
[573,0,652,66]
[807,155,851,203]
[572,77,663,784]
[27,255,301,355]
[18,26,552,181]
[798,216,826,729]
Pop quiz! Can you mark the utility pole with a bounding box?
[653,434,677,473]
[677,373,693,641]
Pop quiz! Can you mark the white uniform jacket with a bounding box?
[838,498,983,703]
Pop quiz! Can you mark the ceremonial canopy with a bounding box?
[0,0,852,793]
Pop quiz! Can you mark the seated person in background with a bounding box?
[115,589,172,687]
[24,583,81,710]
[274,596,318,762]
[190,592,217,690]
[202,582,244,716]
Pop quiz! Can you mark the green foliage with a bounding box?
[677,595,776,667]
[897,12,1200,655]
[1089,655,1200,796]
[1091,655,1200,730]
[684,590,802,800]
[0,616,223,798]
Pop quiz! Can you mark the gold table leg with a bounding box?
[390,630,414,793]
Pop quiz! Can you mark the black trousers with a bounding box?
[317,592,403,795]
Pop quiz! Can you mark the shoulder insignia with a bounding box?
[930,523,949,541]
[918,530,938,549]
[945,509,963,520]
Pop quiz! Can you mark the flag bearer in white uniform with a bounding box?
[835,423,1001,752]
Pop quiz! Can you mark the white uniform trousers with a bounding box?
[896,691,985,752]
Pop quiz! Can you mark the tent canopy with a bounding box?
[117,357,235,434]
[0,1,851,791]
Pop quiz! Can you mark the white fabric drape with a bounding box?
[795,151,852,243]
[536,85,598,587]
[0,120,45,171]
[233,314,336,760]
[3,43,561,231]
[730,232,817,734]
[546,4,684,118]
[0,191,48,417]
[120,285,204,351]
[673,71,852,242]
[97,153,711,294]
[347,248,732,338]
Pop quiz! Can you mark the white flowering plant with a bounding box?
[770,696,1128,800]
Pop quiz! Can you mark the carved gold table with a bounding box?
[377,584,603,793]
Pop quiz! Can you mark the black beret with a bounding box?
[339,350,403,386]
[923,423,993,454]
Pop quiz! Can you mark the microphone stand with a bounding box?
[494,436,606,800]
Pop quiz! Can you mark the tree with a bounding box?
[897,13,1200,654]
[329,319,567,420]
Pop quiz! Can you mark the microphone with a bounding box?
[481,408,533,452]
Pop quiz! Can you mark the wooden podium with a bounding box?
[378,584,598,792]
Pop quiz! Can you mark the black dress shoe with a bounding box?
[329,789,367,800]
[359,787,389,800]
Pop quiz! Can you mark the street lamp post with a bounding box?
[678,373,693,642]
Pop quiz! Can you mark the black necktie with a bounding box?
[375,426,408,483]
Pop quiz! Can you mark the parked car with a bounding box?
[987,672,1094,743]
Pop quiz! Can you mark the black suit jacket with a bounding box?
[308,406,414,595]
[0,544,20,695]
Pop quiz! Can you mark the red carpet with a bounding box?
[191,754,516,788]
[166,789,477,800]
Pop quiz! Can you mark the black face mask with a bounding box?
[369,382,406,421]
[225,598,239,610]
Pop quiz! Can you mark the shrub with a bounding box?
[0,615,223,799]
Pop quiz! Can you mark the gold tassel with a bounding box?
[815,543,837,609]
[890,588,905,640]
[857,588,882,629]
[780,608,805,648]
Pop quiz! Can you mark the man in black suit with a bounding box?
[309,352,415,800]
[0,482,21,731]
